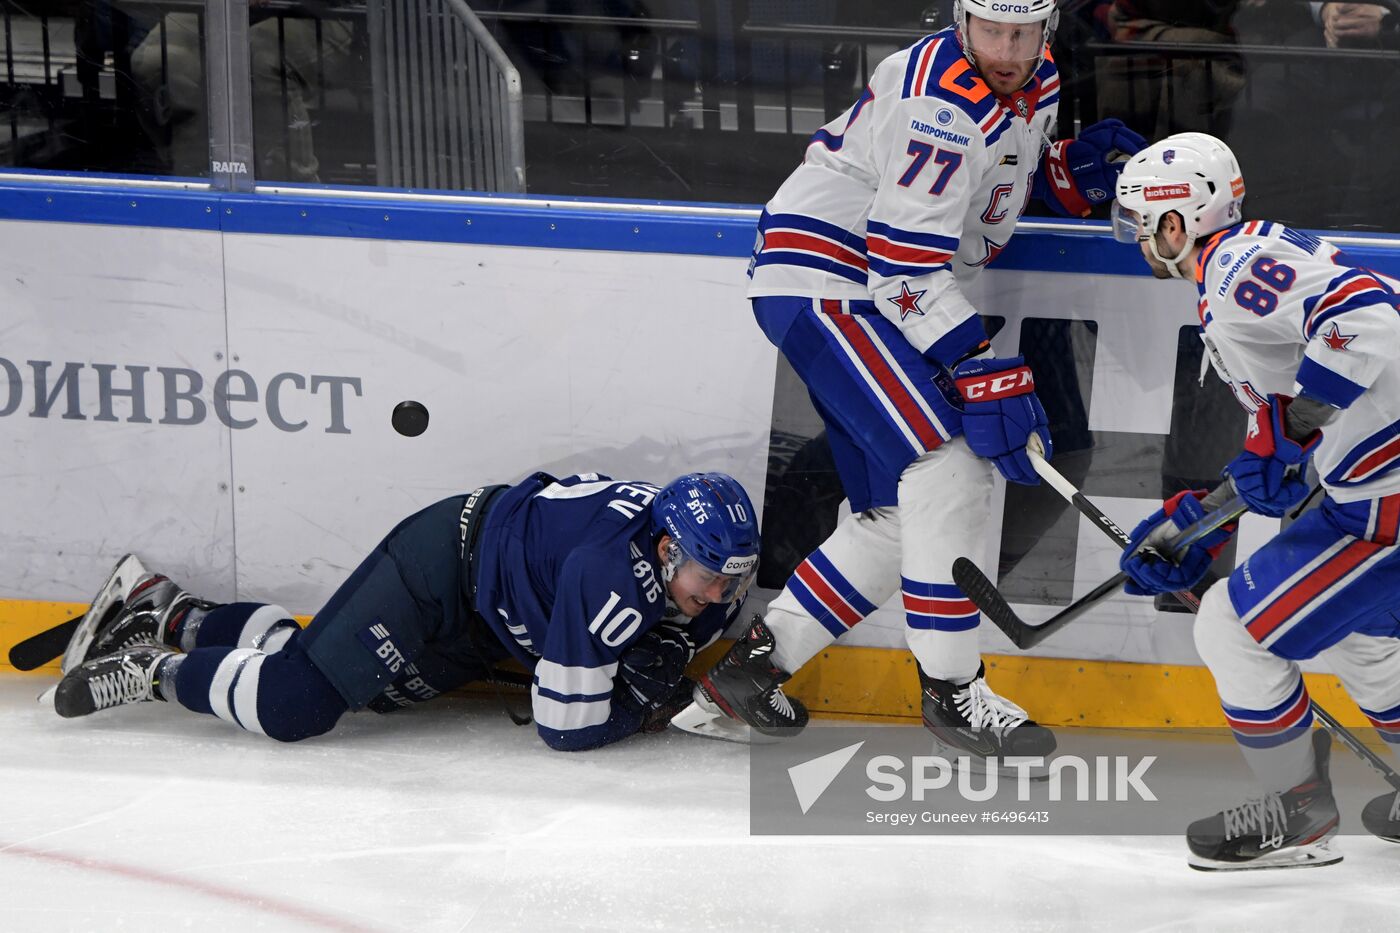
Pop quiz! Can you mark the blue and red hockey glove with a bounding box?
[953,355,1052,485]
[1120,490,1237,596]
[1224,395,1321,518]
[1036,118,1146,218]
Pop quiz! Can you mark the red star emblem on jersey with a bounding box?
[889,282,927,321]
[1321,323,1356,352]
[969,236,1008,268]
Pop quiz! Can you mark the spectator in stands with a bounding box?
[1319,2,1400,49]
[128,0,355,182]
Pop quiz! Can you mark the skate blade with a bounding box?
[1188,839,1343,872]
[669,701,779,745]
[60,554,150,675]
[36,684,57,708]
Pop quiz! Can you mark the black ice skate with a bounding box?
[1362,790,1400,844]
[920,662,1056,774]
[81,574,214,664]
[53,645,175,719]
[690,616,809,738]
[1187,729,1341,871]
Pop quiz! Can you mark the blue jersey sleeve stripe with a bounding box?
[1301,268,1372,320]
[1323,416,1400,487]
[1296,355,1366,409]
[1304,292,1396,340]
[761,211,866,250]
[866,220,960,251]
[924,315,989,367]
[868,256,951,279]
[754,250,870,285]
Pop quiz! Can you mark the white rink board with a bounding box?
[220,234,774,611]
[0,219,238,602]
[1,214,1291,667]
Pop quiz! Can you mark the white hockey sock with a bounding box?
[208,648,271,736]
[896,444,990,683]
[766,509,902,674]
[1195,585,1317,791]
[1324,631,1400,754]
[236,605,298,651]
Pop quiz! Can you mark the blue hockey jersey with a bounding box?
[474,473,741,751]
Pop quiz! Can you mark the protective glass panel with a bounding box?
[245,0,368,185]
[1,0,208,177]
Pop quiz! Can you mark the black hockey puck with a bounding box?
[391,400,430,437]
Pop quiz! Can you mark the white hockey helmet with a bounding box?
[1113,132,1246,278]
[954,0,1059,67]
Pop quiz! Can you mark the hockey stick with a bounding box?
[980,449,1400,791]
[953,492,1247,649]
[7,554,152,674]
[7,615,83,671]
[1025,437,1209,612]
[1313,702,1400,792]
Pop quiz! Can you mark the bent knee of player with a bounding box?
[253,648,349,742]
[1192,582,1257,670]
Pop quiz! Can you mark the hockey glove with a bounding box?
[1120,490,1237,596]
[1035,118,1146,218]
[953,356,1052,485]
[619,624,696,711]
[1224,395,1320,518]
[639,676,699,733]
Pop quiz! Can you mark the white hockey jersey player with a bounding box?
[747,25,1062,363]
[1194,221,1400,503]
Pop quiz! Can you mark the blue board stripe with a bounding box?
[3,178,1400,278]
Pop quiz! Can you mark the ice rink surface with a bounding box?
[2,674,1397,933]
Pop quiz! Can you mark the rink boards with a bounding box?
[4,176,1400,726]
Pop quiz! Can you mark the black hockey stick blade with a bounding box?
[7,615,83,671]
[952,558,1034,649]
[952,495,1247,650]
[953,558,1129,650]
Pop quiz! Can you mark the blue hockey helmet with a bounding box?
[652,472,760,604]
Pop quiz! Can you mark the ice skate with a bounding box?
[60,554,150,674]
[1187,729,1342,871]
[673,616,808,743]
[79,573,214,665]
[1361,789,1400,844]
[920,661,1056,775]
[53,645,176,719]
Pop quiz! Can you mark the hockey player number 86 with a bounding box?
[1233,258,1297,317]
